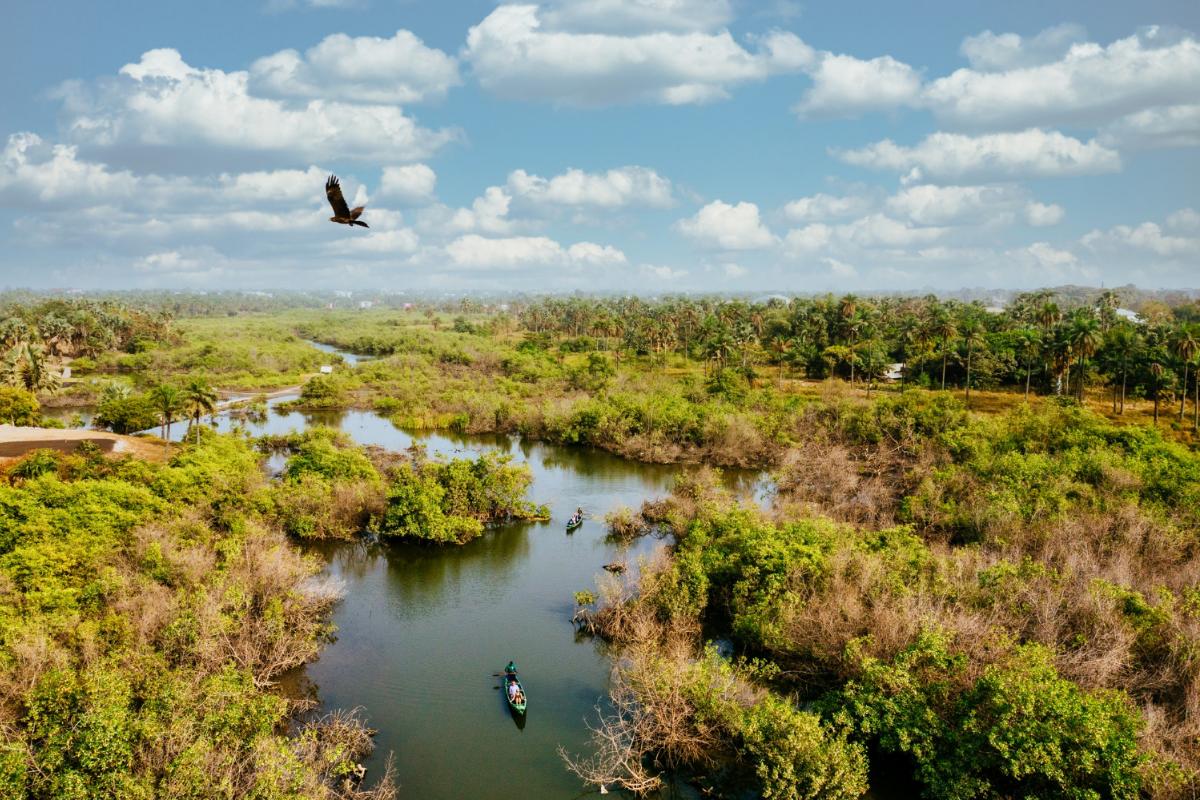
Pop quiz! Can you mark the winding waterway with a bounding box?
[129,345,767,798]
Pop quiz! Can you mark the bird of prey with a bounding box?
[325,175,368,228]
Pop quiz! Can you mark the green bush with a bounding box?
[0,386,40,425]
[836,633,1146,800]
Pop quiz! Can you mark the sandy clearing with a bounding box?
[0,425,171,464]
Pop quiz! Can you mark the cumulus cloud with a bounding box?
[885,184,1027,226]
[722,263,748,278]
[463,4,811,106]
[796,53,922,116]
[336,227,421,254]
[641,264,689,280]
[58,49,457,165]
[1025,201,1065,227]
[444,234,626,269]
[1,133,138,207]
[507,166,674,208]
[1082,218,1200,258]
[925,27,1200,129]
[782,192,873,222]
[1100,103,1200,149]
[539,0,733,33]
[1167,208,1200,232]
[835,129,1120,181]
[677,200,776,249]
[249,30,460,104]
[959,24,1088,71]
[378,164,437,202]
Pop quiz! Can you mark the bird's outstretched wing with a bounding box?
[326,175,351,218]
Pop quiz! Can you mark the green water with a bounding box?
[256,403,765,798]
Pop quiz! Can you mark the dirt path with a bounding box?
[0,425,172,465]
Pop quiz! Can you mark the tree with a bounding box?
[1067,313,1102,401]
[1170,324,1199,422]
[961,320,986,408]
[183,379,218,443]
[1014,328,1042,400]
[3,341,61,395]
[1149,361,1165,423]
[930,313,958,390]
[1104,326,1139,414]
[148,383,183,441]
[0,386,39,425]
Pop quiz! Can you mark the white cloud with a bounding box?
[677,200,776,249]
[1082,220,1200,258]
[797,53,922,116]
[1167,208,1200,232]
[641,264,688,280]
[824,257,857,277]
[925,28,1200,129]
[782,223,833,255]
[378,164,437,202]
[836,129,1120,181]
[337,227,421,254]
[1025,201,1064,227]
[1,133,137,206]
[959,24,1088,71]
[463,4,811,106]
[507,166,673,208]
[885,184,1026,226]
[219,166,329,202]
[838,214,947,247]
[782,192,872,222]
[1100,103,1200,149]
[567,241,628,265]
[250,30,460,104]
[59,49,456,165]
[539,0,733,33]
[419,187,516,235]
[444,234,626,269]
[722,263,747,278]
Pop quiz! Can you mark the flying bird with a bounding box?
[325,175,368,228]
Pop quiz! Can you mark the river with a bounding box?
[118,347,766,798]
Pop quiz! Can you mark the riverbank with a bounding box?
[0,423,170,463]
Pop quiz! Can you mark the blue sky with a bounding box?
[2,0,1198,292]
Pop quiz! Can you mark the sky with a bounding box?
[2,0,1199,294]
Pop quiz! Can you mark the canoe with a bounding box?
[566,515,583,532]
[504,670,527,714]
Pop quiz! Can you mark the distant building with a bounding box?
[319,365,333,374]
[358,300,374,310]
[884,363,905,382]
[1115,308,1143,324]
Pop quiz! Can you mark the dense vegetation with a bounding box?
[573,398,1200,798]
[0,434,396,798]
[3,290,1199,798]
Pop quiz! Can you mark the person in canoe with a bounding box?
[566,508,584,529]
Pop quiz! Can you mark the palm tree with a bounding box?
[960,320,986,407]
[1067,314,1102,401]
[1105,326,1139,414]
[1170,325,1199,422]
[768,334,791,383]
[4,341,61,395]
[149,383,182,441]
[1014,328,1042,400]
[1150,361,1165,424]
[930,313,958,390]
[183,379,218,444]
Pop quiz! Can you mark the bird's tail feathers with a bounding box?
[351,220,369,228]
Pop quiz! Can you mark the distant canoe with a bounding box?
[566,515,583,532]
[503,669,527,714]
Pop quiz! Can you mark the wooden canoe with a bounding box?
[503,670,527,714]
